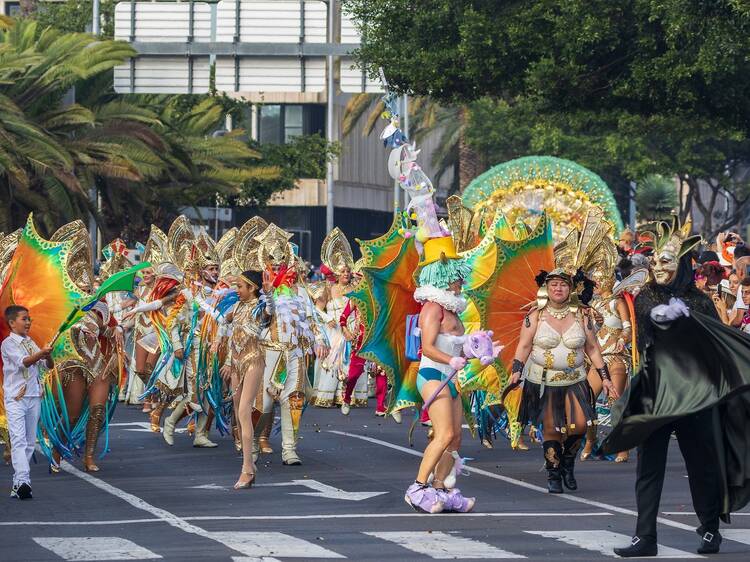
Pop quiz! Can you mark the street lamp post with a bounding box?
[325,0,336,233]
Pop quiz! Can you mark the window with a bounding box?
[4,2,21,16]
[258,105,325,144]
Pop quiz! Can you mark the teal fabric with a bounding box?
[417,367,458,399]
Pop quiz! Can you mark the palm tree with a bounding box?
[636,175,679,222]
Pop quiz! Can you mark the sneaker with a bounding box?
[375,410,386,417]
[9,484,19,499]
[341,402,351,416]
[404,483,444,514]
[438,488,475,513]
[17,482,32,500]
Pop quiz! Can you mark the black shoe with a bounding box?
[697,531,721,554]
[546,468,564,493]
[613,536,657,557]
[16,482,32,500]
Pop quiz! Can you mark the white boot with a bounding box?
[340,402,351,416]
[163,400,187,446]
[280,404,301,466]
[192,414,218,448]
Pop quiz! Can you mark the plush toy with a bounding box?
[462,330,502,367]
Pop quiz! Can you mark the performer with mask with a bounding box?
[607,217,750,557]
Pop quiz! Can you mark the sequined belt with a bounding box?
[525,363,587,392]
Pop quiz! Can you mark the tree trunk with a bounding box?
[457,106,483,193]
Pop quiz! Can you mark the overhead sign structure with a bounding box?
[113,1,380,95]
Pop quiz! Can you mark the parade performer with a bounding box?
[310,228,368,409]
[46,222,123,473]
[605,217,750,557]
[510,214,619,494]
[255,223,323,466]
[0,229,21,464]
[404,236,477,514]
[220,268,273,488]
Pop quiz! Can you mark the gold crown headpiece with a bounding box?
[321,227,354,274]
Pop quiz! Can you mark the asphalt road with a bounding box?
[1,401,749,561]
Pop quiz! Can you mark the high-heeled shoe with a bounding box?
[615,451,629,463]
[233,471,255,490]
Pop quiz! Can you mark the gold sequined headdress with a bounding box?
[196,231,220,267]
[255,223,294,269]
[50,220,93,293]
[167,215,197,272]
[99,239,132,281]
[142,225,169,267]
[232,216,268,275]
[645,215,702,260]
[320,227,354,275]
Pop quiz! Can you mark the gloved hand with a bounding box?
[650,297,690,326]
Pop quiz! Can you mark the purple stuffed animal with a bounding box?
[462,330,502,366]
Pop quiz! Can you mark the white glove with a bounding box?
[650,297,690,326]
[129,299,163,314]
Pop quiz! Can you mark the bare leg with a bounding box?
[610,360,630,462]
[235,362,264,488]
[416,381,456,484]
[432,394,463,487]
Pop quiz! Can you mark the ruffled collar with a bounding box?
[414,286,467,314]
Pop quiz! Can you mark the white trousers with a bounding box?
[5,396,40,486]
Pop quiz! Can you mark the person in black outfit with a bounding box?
[605,218,750,557]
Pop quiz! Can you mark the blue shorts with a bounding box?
[416,368,458,399]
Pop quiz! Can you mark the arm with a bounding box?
[583,312,619,399]
[615,298,632,348]
[509,309,538,384]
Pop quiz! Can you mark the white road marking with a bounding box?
[210,532,344,559]
[663,511,750,516]
[365,531,524,559]
[0,512,612,526]
[525,530,702,558]
[330,430,697,532]
[110,422,187,434]
[722,529,750,545]
[33,536,161,561]
[254,479,387,501]
[190,484,230,491]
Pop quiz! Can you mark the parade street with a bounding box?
[0,404,748,562]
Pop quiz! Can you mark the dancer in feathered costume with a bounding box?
[310,228,368,409]
[44,222,124,472]
[255,223,326,466]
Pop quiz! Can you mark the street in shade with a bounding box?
[1,405,749,561]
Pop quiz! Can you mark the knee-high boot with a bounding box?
[163,400,187,446]
[280,403,301,466]
[543,440,564,494]
[258,412,273,454]
[561,435,583,490]
[84,405,106,472]
[193,413,218,448]
[149,402,165,433]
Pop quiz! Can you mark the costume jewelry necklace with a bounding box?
[546,303,571,320]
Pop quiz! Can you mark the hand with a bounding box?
[262,270,274,294]
[114,329,124,349]
[121,310,134,322]
[315,344,329,360]
[602,379,620,400]
[174,349,184,360]
[593,310,604,326]
[448,356,466,371]
[13,383,27,401]
[614,338,626,353]
[40,345,53,358]
[509,372,522,386]
[219,365,232,382]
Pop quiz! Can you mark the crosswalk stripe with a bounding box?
[210,532,345,559]
[364,531,525,559]
[32,537,161,561]
[525,530,702,558]
[723,529,750,545]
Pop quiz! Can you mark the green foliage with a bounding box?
[636,175,679,222]
[34,0,116,38]
[243,134,341,206]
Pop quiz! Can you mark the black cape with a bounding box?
[602,310,750,518]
